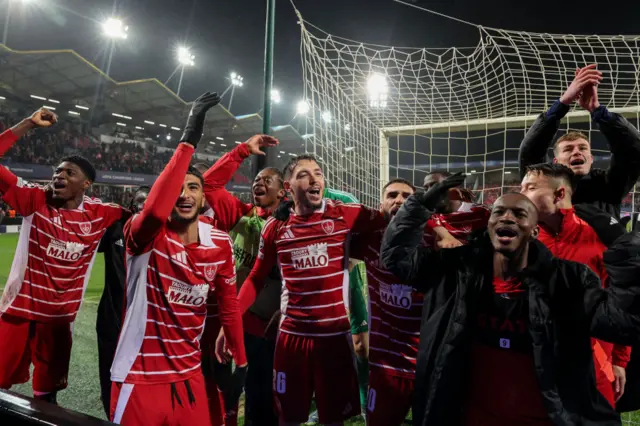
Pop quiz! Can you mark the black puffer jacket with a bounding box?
[519,106,640,218]
[381,195,640,426]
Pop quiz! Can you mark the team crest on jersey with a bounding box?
[79,222,92,235]
[291,243,329,270]
[167,282,209,307]
[203,264,218,281]
[46,239,87,261]
[321,220,334,235]
[379,283,413,310]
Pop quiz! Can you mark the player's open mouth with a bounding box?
[308,188,321,196]
[570,158,585,166]
[53,181,66,191]
[253,188,266,197]
[495,227,518,244]
[176,202,194,213]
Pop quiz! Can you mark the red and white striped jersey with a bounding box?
[0,175,126,323]
[352,229,425,378]
[354,206,490,378]
[111,216,238,384]
[424,202,491,246]
[239,199,386,337]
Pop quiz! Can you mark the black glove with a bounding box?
[180,91,221,147]
[415,172,466,211]
[273,199,294,221]
[223,365,248,414]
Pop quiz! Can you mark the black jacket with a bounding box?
[381,195,640,426]
[519,106,640,218]
[96,220,126,343]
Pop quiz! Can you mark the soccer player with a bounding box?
[381,176,640,426]
[221,154,387,426]
[352,177,488,426]
[96,186,149,416]
[201,135,281,426]
[520,163,631,406]
[0,108,130,404]
[109,92,246,426]
[519,64,640,218]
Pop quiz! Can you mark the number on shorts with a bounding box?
[273,370,286,394]
[367,388,376,411]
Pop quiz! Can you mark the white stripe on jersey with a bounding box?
[152,249,202,276]
[26,280,83,294]
[370,331,419,348]
[287,284,343,296]
[289,300,345,310]
[370,315,421,336]
[6,305,76,318]
[369,346,416,361]
[17,293,82,306]
[284,270,344,282]
[279,329,350,337]
[138,350,199,359]
[282,217,344,229]
[127,363,201,376]
[27,267,85,282]
[65,217,104,224]
[369,362,415,374]
[282,313,348,323]
[147,301,205,316]
[146,319,205,331]
[166,237,184,248]
[147,266,205,288]
[275,229,349,245]
[143,335,199,344]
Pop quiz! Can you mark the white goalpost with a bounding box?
[298,10,640,220]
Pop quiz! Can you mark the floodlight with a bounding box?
[177,46,195,67]
[271,90,281,104]
[231,73,243,87]
[166,134,172,141]
[367,73,388,108]
[321,111,332,123]
[102,18,128,39]
[344,123,351,132]
[296,100,310,115]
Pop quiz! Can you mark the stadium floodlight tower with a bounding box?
[296,100,310,115]
[226,72,244,112]
[175,46,195,98]
[271,89,282,104]
[101,18,129,77]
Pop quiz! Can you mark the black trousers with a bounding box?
[97,337,118,418]
[244,332,278,426]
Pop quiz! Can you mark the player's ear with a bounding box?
[84,180,92,191]
[277,187,286,199]
[554,187,565,204]
[530,225,540,240]
[283,180,292,192]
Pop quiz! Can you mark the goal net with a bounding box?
[298,14,640,221]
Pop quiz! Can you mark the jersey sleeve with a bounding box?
[236,217,279,314]
[100,202,130,229]
[126,143,195,254]
[214,236,247,366]
[347,204,387,235]
[0,168,47,217]
[203,145,253,232]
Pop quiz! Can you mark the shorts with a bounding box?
[0,314,72,393]
[273,332,360,424]
[110,373,210,426]
[349,261,369,335]
[366,371,414,426]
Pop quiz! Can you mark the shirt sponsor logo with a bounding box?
[321,220,334,235]
[379,283,413,310]
[291,243,329,270]
[167,282,209,306]
[46,239,87,261]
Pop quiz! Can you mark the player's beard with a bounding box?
[170,209,199,226]
[301,195,322,211]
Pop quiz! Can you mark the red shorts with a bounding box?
[273,332,360,424]
[366,371,414,426]
[0,314,72,393]
[110,374,210,426]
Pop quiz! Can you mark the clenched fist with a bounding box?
[29,108,58,128]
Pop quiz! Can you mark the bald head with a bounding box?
[488,192,540,254]
[494,193,539,224]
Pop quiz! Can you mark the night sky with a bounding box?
[3,0,640,127]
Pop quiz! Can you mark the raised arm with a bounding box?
[203,135,278,231]
[0,109,59,216]
[126,92,221,252]
[519,65,603,178]
[381,174,466,289]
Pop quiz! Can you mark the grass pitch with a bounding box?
[0,233,637,425]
